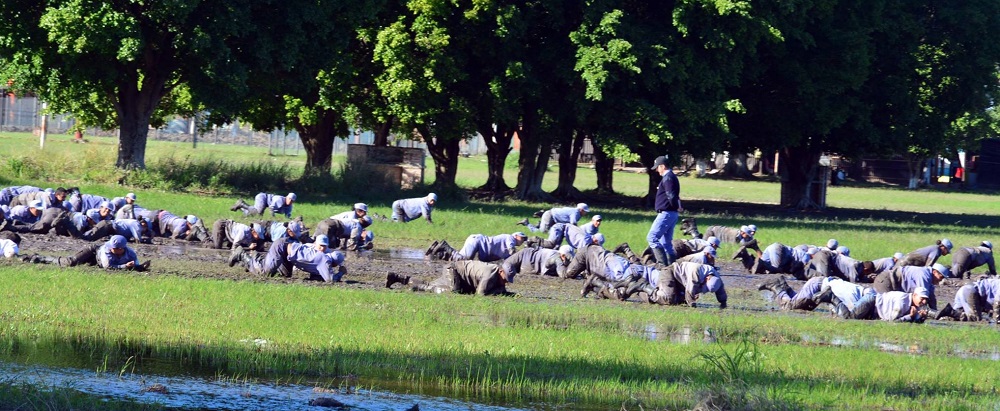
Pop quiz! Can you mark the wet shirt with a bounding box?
[875,291,917,322]
[397,197,433,222]
[264,193,293,218]
[0,239,18,257]
[791,277,824,300]
[228,221,264,247]
[8,206,40,224]
[822,277,872,309]
[85,208,114,223]
[328,219,364,240]
[604,254,640,282]
[899,266,936,305]
[871,257,897,273]
[964,246,996,274]
[287,243,334,281]
[563,224,593,249]
[97,243,139,269]
[549,207,583,226]
[69,212,93,232]
[686,238,714,253]
[975,278,1000,306]
[906,244,942,267]
[74,194,108,213]
[453,260,507,295]
[674,262,715,296]
[476,234,519,261]
[159,211,190,239]
[109,197,133,211]
[761,243,790,264]
[832,254,864,282]
[112,219,149,241]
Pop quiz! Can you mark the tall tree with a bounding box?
[0,0,346,170]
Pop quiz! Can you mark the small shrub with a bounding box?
[697,337,766,383]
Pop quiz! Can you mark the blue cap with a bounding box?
[426,193,438,202]
[577,203,590,213]
[126,193,136,200]
[940,238,953,251]
[101,201,116,212]
[286,193,297,201]
[314,235,329,246]
[513,232,527,239]
[836,246,850,257]
[983,241,993,249]
[893,252,904,260]
[704,246,717,257]
[185,215,200,225]
[354,203,368,212]
[827,239,839,249]
[558,245,575,257]
[109,235,127,249]
[932,263,951,278]
[287,221,303,238]
[707,236,720,247]
[593,233,605,246]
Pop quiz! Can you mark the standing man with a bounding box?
[647,155,682,265]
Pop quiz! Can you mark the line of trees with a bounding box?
[2,0,998,207]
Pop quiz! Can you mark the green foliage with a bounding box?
[698,336,767,383]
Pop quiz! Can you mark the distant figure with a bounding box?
[386,261,514,296]
[231,192,296,218]
[391,193,436,224]
[647,155,682,265]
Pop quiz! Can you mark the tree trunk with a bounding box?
[295,109,341,178]
[114,80,165,169]
[724,152,754,178]
[552,131,586,198]
[514,115,553,201]
[373,117,394,146]
[778,145,821,208]
[477,121,513,192]
[638,151,659,208]
[421,125,460,189]
[593,140,615,195]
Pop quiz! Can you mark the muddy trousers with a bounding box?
[82,220,116,242]
[849,294,879,320]
[212,219,231,249]
[409,279,453,294]
[246,253,292,277]
[64,244,102,267]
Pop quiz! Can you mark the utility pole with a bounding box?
[39,102,48,148]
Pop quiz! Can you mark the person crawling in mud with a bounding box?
[231,192,296,218]
[426,232,527,262]
[211,219,267,250]
[841,287,930,322]
[757,276,824,311]
[627,261,727,308]
[675,246,716,265]
[748,243,817,279]
[947,276,1000,322]
[21,235,150,271]
[0,231,20,258]
[385,260,514,296]
[287,235,347,282]
[567,243,649,297]
[500,244,575,278]
[311,215,373,251]
[516,203,589,233]
[228,222,303,277]
[523,216,601,251]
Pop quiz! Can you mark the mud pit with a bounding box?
[12,232,964,316]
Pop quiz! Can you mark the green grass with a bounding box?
[2,131,1000,409]
[1,265,999,410]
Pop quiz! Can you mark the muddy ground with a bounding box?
[10,231,971,319]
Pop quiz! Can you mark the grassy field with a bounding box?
[1,131,999,409]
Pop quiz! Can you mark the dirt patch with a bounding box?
[11,232,962,315]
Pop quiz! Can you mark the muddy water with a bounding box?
[0,360,541,411]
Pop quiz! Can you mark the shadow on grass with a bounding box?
[0,332,988,410]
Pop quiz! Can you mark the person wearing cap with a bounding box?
[286,235,347,282]
[811,277,876,316]
[157,210,204,241]
[211,219,267,250]
[331,203,368,221]
[822,239,839,252]
[81,217,154,243]
[6,200,45,225]
[109,192,137,211]
[870,252,905,275]
[0,185,41,207]
[386,260,513,296]
[568,244,648,299]
[312,215,373,251]
[950,276,1000,322]
[68,192,111,213]
[501,244,575,278]
[518,203,589,233]
[229,222,303,277]
[632,262,726,308]
[391,193,436,224]
[847,288,929,322]
[84,201,116,224]
[757,276,822,311]
[231,192,297,218]
[112,193,143,220]
[24,235,149,271]
[897,238,953,267]
[646,155,681,265]
[749,243,817,280]
[428,232,526,262]
[2,204,78,236]
[949,241,995,279]
[8,187,66,210]
[0,232,21,258]
[871,263,948,310]
[525,221,597,250]
[678,218,758,247]
[675,246,716,265]
[829,250,873,283]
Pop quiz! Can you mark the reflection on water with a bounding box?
[637,326,717,344]
[362,248,428,261]
[0,361,533,411]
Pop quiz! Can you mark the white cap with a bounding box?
[983,240,993,249]
[747,224,757,233]
[577,203,589,213]
[426,193,438,202]
[940,238,953,251]
[827,239,839,249]
[126,193,137,200]
[741,225,753,235]
[100,201,115,211]
[354,203,368,212]
[836,246,850,257]
[558,245,575,257]
[185,215,200,225]
[893,252,904,260]
[512,232,527,239]
[314,234,330,246]
[592,214,602,222]
[29,200,44,209]
[913,286,929,299]
[931,263,950,278]
[806,247,819,255]
[287,193,297,201]
[592,233,605,246]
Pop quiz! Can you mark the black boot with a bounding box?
[680,218,699,238]
[433,241,457,261]
[228,246,246,267]
[515,218,530,227]
[539,239,558,249]
[833,302,853,319]
[424,240,440,256]
[812,285,835,306]
[931,303,957,321]
[611,242,629,255]
[596,285,621,300]
[756,276,786,292]
[136,261,152,272]
[525,236,543,248]
[581,274,606,297]
[230,199,246,212]
[57,256,76,267]
[620,278,648,300]
[651,247,670,266]
[386,272,410,288]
